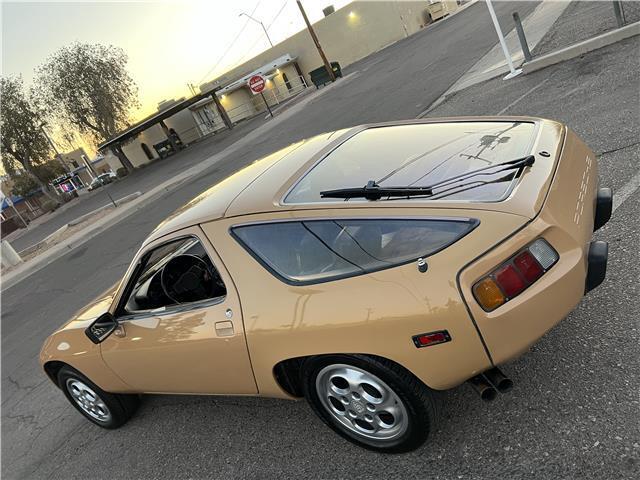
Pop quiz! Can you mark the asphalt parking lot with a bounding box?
[2,5,639,480]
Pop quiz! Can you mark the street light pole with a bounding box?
[485,0,521,80]
[296,0,335,82]
[239,12,274,47]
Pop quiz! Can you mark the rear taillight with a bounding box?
[473,239,559,311]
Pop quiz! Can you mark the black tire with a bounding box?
[57,366,139,429]
[301,354,438,453]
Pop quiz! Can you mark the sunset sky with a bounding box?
[2,0,351,120]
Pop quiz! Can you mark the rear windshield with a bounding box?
[232,218,478,284]
[285,122,536,204]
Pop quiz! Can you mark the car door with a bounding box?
[100,226,257,395]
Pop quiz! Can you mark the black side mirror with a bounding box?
[85,312,118,344]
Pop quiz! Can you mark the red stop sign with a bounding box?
[248,75,266,94]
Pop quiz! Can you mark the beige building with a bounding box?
[100,1,458,167]
[194,1,459,124]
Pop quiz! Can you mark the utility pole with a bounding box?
[296,0,335,82]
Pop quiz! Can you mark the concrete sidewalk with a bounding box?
[421,0,570,115]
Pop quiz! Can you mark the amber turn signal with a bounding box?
[472,277,505,311]
[472,238,558,312]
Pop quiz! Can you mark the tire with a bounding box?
[57,366,140,429]
[301,354,438,453]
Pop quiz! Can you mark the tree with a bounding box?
[0,76,62,205]
[11,162,66,197]
[34,42,139,172]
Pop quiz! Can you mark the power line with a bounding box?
[196,0,262,86]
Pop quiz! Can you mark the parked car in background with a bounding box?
[40,118,611,453]
[88,172,117,191]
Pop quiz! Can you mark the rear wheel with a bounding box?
[58,366,139,429]
[302,355,437,453]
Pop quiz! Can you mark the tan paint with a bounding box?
[99,226,257,395]
[458,128,599,364]
[40,118,602,402]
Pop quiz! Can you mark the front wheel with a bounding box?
[302,355,438,453]
[58,366,139,429]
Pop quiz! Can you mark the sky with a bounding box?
[1,0,352,120]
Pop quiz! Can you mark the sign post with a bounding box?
[248,75,273,118]
[485,0,521,80]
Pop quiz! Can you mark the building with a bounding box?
[99,1,458,167]
[52,148,117,194]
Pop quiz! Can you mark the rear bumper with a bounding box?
[594,188,612,231]
[585,241,609,293]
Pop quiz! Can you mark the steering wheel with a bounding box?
[160,254,214,304]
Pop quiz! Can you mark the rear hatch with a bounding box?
[281,118,565,220]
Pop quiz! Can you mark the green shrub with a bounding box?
[116,167,128,178]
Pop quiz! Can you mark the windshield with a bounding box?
[285,122,537,203]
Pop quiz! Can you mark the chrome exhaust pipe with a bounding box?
[467,374,497,402]
[483,367,513,393]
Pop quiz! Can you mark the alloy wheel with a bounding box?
[315,364,409,441]
[66,378,112,423]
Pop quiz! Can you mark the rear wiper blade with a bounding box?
[425,154,535,191]
[320,180,433,201]
[320,155,535,200]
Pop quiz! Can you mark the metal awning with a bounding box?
[98,88,221,151]
[201,54,298,97]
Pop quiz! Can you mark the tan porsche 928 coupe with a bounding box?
[41,118,611,452]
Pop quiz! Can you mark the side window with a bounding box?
[232,218,478,284]
[121,237,227,314]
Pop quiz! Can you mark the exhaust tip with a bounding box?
[467,375,498,402]
[483,367,514,394]
[496,378,513,393]
[480,386,498,402]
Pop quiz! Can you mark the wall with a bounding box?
[200,1,438,94]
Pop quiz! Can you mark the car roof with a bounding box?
[148,117,555,243]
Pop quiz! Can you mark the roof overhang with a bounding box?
[98,87,222,151]
[208,54,298,97]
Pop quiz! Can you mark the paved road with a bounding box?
[4,4,640,480]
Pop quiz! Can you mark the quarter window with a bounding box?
[121,237,226,314]
[232,219,478,284]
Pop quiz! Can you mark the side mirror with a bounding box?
[85,312,118,344]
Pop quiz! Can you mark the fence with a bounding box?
[135,73,311,158]
[191,73,309,131]
[515,0,640,59]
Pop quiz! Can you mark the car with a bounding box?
[88,172,116,191]
[40,118,612,453]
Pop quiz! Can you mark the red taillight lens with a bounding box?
[473,238,558,312]
[412,330,451,348]
[513,250,543,282]
[494,264,526,297]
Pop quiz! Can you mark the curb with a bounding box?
[68,191,142,227]
[523,21,640,74]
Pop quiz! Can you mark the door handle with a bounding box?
[215,321,234,337]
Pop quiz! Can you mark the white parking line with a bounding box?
[612,170,640,213]
[496,77,552,115]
